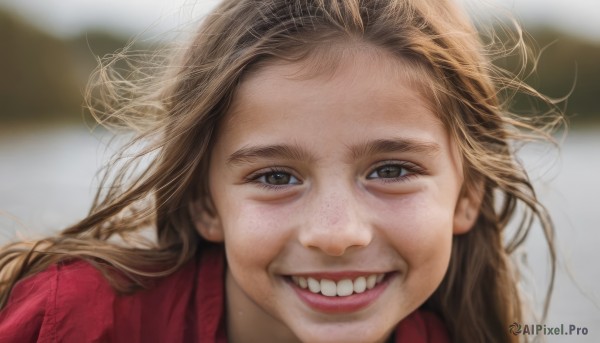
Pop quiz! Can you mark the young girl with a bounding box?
[0,0,561,342]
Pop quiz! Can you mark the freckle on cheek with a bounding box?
[230,210,289,245]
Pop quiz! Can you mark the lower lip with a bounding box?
[289,275,392,314]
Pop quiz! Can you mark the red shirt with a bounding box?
[0,246,450,342]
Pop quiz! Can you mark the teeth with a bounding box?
[292,274,386,297]
[353,276,366,293]
[320,279,337,296]
[366,275,377,289]
[292,276,308,289]
[336,279,354,296]
[307,277,320,293]
[298,277,308,289]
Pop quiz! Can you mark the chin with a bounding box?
[290,321,394,343]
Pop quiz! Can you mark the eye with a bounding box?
[366,161,422,181]
[367,165,408,179]
[260,171,299,185]
[249,169,302,187]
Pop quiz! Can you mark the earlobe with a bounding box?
[453,182,484,235]
[189,200,224,242]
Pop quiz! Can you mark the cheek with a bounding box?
[220,200,297,271]
[376,193,454,275]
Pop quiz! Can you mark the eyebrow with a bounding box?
[227,143,314,166]
[348,138,441,160]
[226,138,440,166]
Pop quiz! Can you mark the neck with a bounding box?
[225,269,301,343]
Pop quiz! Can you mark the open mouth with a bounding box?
[286,272,394,313]
[290,274,386,297]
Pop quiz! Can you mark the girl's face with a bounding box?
[201,49,475,343]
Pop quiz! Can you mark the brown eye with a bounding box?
[367,164,409,179]
[266,172,292,185]
[255,171,301,186]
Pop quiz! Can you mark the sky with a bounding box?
[0,0,599,41]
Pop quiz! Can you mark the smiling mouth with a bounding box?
[289,273,387,297]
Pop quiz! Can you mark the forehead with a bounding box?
[224,46,445,137]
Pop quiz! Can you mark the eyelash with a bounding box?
[366,161,425,183]
[245,167,301,190]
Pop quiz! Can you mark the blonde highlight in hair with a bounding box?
[1,1,562,342]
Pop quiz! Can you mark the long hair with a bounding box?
[0,1,562,342]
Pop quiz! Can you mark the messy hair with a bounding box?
[0,1,562,342]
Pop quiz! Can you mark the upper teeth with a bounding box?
[291,274,385,297]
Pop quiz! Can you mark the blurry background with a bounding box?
[0,0,598,341]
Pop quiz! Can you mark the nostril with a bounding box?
[300,234,372,256]
[299,199,372,255]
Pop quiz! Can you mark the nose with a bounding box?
[298,190,373,256]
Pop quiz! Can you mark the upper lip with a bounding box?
[285,271,392,281]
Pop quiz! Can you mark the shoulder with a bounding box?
[1,257,201,342]
[48,259,199,340]
[395,309,451,343]
[0,260,118,342]
[51,260,119,330]
[0,264,58,342]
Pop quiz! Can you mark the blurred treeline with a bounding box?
[0,10,144,124]
[499,26,600,126]
[0,8,598,125]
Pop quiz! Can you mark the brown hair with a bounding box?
[0,1,562,342]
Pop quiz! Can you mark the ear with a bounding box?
[189,199,224,242]
[453,181,484,235]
